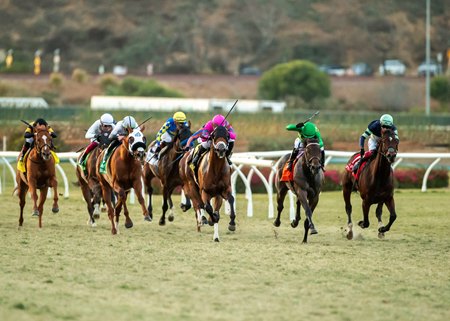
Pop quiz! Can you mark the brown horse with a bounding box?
[342,127,399,240]
[273,138,324,243]
[143,125,192,225]
[179,125,236,242]
[75,131,111,227]
[97,127,150,234]
[16,127,59,228]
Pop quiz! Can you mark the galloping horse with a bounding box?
[16,127,59,228]
[342,127,399,239]
[273,138,324,243]
[97,127,150,235]
[75,131,111,227]
[143,125,192,225]
[179,125,236,242]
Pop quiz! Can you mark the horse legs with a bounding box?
[226,194,236,232]
[291,199,301,228]
[50,176,59,214]
[121,193,134,229]
[180,190,192,212]
[37,187,48,228]
[342,177,354,240]
[167,193,175,222]
[211,196,223,242]
[274,184,288,227]
[78,174,96,226]
[17,181,28,227]
[132,179,151,222]
[358,200,371,229]
[101,185,117,235]
[28,178,40,218]
[375,202,385,239]
[297,191,317,243]
[144,178,154,220]
[159,187,170,226]
[379,197,397,235]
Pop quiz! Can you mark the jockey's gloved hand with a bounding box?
[51,132,57,138]
[296,122,304,128]
[24,132,33,138]
[360,148,364,157]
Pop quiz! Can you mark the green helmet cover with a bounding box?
[302,122,316,138]
[380,114,393,127]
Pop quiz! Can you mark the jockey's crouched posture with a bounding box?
[185,114,236,171]
[78,113,115,170]
[353,113,399,173]
[99,116,138,174]
[18,118,57,171]
[285,121,325,171]
[147,111,189,165]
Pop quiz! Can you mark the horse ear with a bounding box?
[129,136,134,144]
[188,120,191,128]
[140,125,146,132]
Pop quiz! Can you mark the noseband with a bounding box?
[379,132,398,162]
[35,132,52,159]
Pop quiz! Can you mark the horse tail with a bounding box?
[12,186,18,196]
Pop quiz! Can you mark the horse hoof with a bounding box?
[32,210,39,217]
[310,228,318,235]
[214,238,220,242]
[52,207,59,213]
[180,204,191,212]
[144,215,152,222]
[201,216,208,226]
[358,220,369,229]
[291,221,299,228]
[93,213,100,220]
[347,230,353,240]
[273,220,280,227]
[228,224,236,232]
[168,215,174,222]
[111,230,117,235]
[125,221,133,229]
[378,232,385,239]
[208,219,214,226]
[159,219,166,226]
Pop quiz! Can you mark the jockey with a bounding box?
[78,113,115,169]
[285,121,325,171]
[18,118,57,170]
[148,111,189,165]
[353,113,399,173]
[186,114,236,169]
[99,115,138,174]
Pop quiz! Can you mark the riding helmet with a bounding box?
[122,116,137,129]
[302,122,316,138]
[380,114,394,127]
[100,113,114,126]
[173,111,186,123]
[34,118,48,126]
[212,114,226,126]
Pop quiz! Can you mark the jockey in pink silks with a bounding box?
[185,114,236,168]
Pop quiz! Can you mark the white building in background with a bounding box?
[90,96,286,113]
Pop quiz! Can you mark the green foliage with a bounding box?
[105,77,183,97]
[0,61,32,74]
[258,60,330,103]
[98,73,120,91]
[49,72,64,87]
[71,68,89,83]
[430,76,450,104]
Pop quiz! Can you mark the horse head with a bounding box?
[127,128,147,164]
[34,128,53,161]
[97,129,112,149]
[176,124,192,150]
[303,138,322,174]
[211,125,229,159]
[379,128,399,164]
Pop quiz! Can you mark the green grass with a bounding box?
[0,184,449,321]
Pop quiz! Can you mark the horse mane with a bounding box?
[213,125,229,140]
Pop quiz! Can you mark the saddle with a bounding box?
[346,152,371,179]
[17,148,59,173]
[280,152,303,182]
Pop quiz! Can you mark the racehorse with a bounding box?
[179,125,236,242]
[97,127,150,235]
[16,127,59,228]
[342,127,399,240]
[143,125,192,225]
[75,131,111,227]
[273,138,324,243]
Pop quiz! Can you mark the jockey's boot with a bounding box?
[321,150,325,168]
[17,144,29,172]
[78,151,87,170]
[353,151,373,174]
[286,148,299,172]
[190,145,207,171]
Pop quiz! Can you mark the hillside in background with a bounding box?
[0,0,448,75]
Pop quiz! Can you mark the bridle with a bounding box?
[303,141,321,173]
[378,129,398,163]
[211,127,229,159]
[34,130,53,161]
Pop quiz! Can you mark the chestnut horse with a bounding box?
[342,127,399,240]
[273,138,324,243]
[97,127,150,235]
[179,125,236,242]
[143,125,192,225]
[75,131,111,227]
[16,127,59,228]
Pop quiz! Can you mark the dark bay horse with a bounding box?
[143,125,192,225]
[75,131,111,227]
[273,138,324,243]
[179,125,236,242]
[16,127,59,228]
[97,127,150,235]
[342,127,399,240]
